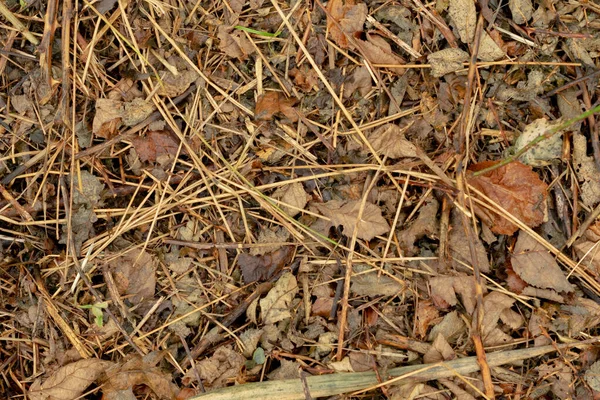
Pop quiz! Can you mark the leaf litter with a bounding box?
[1,0,600,399]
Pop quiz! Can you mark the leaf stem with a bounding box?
[472,103,600,177]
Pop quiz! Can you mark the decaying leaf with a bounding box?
[131,130,182,163]
[467,161,548,235]
[254,92,298,121]
[399,197,439,254]
[217,25,255,60]
[427,48,469,77]
[573,132,600,207]
[28,359,114,400]
[343,66,372,98]
[514,118,563,166]
[481,291,516,346]
[356,33,405,72]
[350,264,404,297]
[238,245,294,283]
[101,352,179,400]
[314,199,390,241]
[430,274,479,314]
[511,230,574,293]
[326,0,367,49]
[448,217,491,273]
[448,0,476,43]
[122,98,154,126]
[509,0,533,24]
[367,123,417,159]
[260,272,298,325]
[250,228,291,256]
[573,222,600,275]
[415,300,440,339]
[93,98,123,139]
[155,69,198,97]
[271,182,309,218]
[109,248,157,305]
[477,32,506,61]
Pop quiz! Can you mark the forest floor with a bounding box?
[1,0,600,399]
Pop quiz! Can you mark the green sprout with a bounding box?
[80,302,108,327]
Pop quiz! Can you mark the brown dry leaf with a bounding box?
[93,98,123,139]
[573,222,600,275]
[185,346,245,388]
[356,33,405,72]
[367,123,417,159]
[427,48,469,77]
[131,130,182,163]
[448,0,476,43]
[271,182,309,218]
[311,297,334,317]
[238,245,294,283]
[448,218,491,273]
[314,199,390,241]
[481,291,516,346]
[430,274,479,314]
[428,310,466,343]
[415,300,440,339]
[156,69,198,97]
[28,359,114,400]
[101,352,179,400]
[509,0,533,24]
[217,26,255,60]
[423,334,454,364]
[573,132,600,207]
[259,272,298,325]
[467,161,548,235]
[109,248,156,305]
[326,0,367,49]
[399,197,439,254]
[350,264,404,297]
[250,227,290,256]
[343,66,372,98]
[122,98,154,126]
[289,66,320,92]
[511,231,574,293]
[477,31,506,61]
[254,92,298,122]
[538,362,573,400]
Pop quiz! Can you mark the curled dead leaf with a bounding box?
[314,199,390,241]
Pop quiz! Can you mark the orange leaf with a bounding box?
[467,161,548,235]
[326,0,367,49]
[254,92,298,121]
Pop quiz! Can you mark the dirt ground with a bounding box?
[1,0,600,399]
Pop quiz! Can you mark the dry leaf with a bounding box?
[343,66,372,98]
[131,130,182,163]
[314,199,390,241]
[260,272,298,325]
[585,361,600,392]
[185,346,245,388]
[428,310,466,343]
[514,118,563,166]
[467,161,548,235]
[350,265,404,297]
[93,98,123,139]
[289,66,320,92]
[448,0,476,43]
[510,230,574,293]
[250,228,291,256]
[356,33,405,72]
[509,0,533,24]
[423,334,454,364]
[573,222,600,275]
[367,123,417,159]
[326,0,367,49]
[271,182,309,217]
[28,359,114,400]
[109,248,156,305]
[573,132,600,207]
[238,246,294,283]
[156,70,198,97]
[101,352,179,400]
[399,197,439,254]
[477,31,506,61]
[430,274,479,314]
[122,98,154,126]
[448,217,491,273]
[254,92,298,122]
[427,48,469,77]
[481,291,516,346]
[217,26,255,60]
[415,300,440,339]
